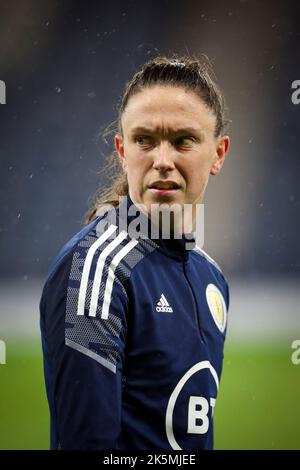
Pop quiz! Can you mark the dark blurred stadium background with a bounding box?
[0,0,299,449]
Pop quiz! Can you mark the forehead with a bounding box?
[121,85,216,134]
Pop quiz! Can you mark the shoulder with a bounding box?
[44,216,102,289]
[193,244,224,275]
[41,209,156,316]
[192,244,230,310]
[39,215,104,324]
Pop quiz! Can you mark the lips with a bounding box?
[148,180,180,190]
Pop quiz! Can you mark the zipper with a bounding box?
[182,260,205,344]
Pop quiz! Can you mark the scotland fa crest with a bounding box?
[206,283,227,333]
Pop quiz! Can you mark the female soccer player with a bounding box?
[40,54,230,450]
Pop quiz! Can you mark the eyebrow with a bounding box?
[129,126,203,137]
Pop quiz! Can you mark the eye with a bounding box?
[134,135,154,146]
[175,136,195,147]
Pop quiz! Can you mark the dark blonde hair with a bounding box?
[84,53,228,225]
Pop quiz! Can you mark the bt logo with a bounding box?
[187,395,216,434]
[165,360,218,450]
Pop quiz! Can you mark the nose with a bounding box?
[152,141,175,172]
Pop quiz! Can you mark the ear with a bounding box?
[210,135,230,176]
[114,133,127,172]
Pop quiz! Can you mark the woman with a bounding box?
[40,54,230,450]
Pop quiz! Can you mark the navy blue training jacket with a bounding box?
[40,194,230,450]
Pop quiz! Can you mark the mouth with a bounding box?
[148,180,181,196]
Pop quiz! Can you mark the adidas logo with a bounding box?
[156,293,173,313]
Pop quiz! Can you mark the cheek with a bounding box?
[185,149,214,180]
[125,158,149,188]
[126,150,150,174]
[182,161,212,195]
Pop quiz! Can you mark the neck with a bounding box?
[128,192,197,237]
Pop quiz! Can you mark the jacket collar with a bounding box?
[117,194,195,261]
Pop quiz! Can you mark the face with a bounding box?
[115,85,229,228]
